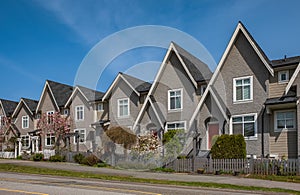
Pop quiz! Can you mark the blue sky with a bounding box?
[1,0,300,101]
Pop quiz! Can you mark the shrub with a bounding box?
[73,153,85,164]
[49,155,66,162]
[96,162,109,168]
[81,154,99,166]
[32,153,44,161]
[152,167,175,173]
[210,134,246,159]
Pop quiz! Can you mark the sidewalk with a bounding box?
[0,159,299,192]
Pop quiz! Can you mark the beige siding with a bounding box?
[268,82,287,98]
[269,131,297,158]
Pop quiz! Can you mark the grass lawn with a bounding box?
[0,163,299,194]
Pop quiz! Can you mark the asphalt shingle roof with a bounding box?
[271,56,300,68]
[172,42,212,82]
[77,85,104,102]
[47,80,73,107]
[0,99,18,117]
[265,96,298,105]
[121,73,152,92]
[22,98,39,113]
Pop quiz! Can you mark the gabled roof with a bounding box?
[285,62,300,95]
[103,72,151,100]
[11,98,38,118]
[189,21,273,129]
[133,42,213,131]
[271,56,300,68]
[36,80,73,112]
[0,99,18,117]
[172,42,212,82]
[65,85,104,107]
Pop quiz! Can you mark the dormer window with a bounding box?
[97,103,104,111]
[278,70,289,83]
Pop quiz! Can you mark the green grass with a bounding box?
[245,174,300,183]
[0,163,299,194]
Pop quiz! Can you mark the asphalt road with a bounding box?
[0,172,268,195]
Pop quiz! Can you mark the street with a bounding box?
[0,172,266,195]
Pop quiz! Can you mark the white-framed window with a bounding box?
[47,111,54,124]
[22,115,29,129]
[74,129,86,144]
[21,135,30,148]
[166,121,186,131]
[45,134,55,146]
[97,102,104,111]
[75,105,84,121]
[233,76,253,102]
[63,109,69,116]
[200,85,207,95]
[278,70,289,83]
[231,113,257,139]
[0,115,3,127]
[274,110,296,132]
[168,89,183,111]
[118,98,129,117]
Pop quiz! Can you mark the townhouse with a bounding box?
[1,21,299,160]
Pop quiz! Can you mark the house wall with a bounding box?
[150,52,199,132]
[268,69,295,98]
[14,105,35,135]
[69,92,95,152]
[109,79,140,129]
[212,32,270,157]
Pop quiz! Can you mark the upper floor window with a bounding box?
[278,70,289,83]
[0,115,3,127]
[166,121,186,131]
[63,109,69,116]
[45,133,55,146]
[22,115,29,129]
[118,98,129,117]
[275,110,295,132]
[74,129,86,144]
[47,111,54,124]
[75,105,84,121]
[200,85,207,95]
[97,103,104,111]
[233,76,253,102]
[21,135,30,148]
[168,89,182,111]
[232,113,257,139]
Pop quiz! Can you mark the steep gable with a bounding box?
[0,99,18,117]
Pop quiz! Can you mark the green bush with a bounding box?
[32,153,44,161]
[73,153,85,164]
[49,155,66,162]
[152,167,175,173]
[96,162,109,168]
[81,154,99,166]
[210,134,246,159]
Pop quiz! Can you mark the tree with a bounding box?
[163,129,185,163]
[37,112,73,153]
[0,116,17,151]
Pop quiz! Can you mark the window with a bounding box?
[47,111,54,124]
[74,129,86,144]
[200,85,207,95]
[63,109,69,116]
[232,114,257,139]
[233,76,253,102]
[21,135,30,148]
[166,121,186,131]
[168,89,182,110]
[75,105,84,120]
[275,110,295,131]
[0,115,3,127]
[118,98,129,117]
[22,115,29,129]
[278,71,289,83]
[45,134,55,146]
[97,103,104,111]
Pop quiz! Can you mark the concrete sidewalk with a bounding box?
[0,159,299,192]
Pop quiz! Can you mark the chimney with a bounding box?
[284,55,287,61]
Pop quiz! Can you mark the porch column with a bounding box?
[32,138,35,153]
[17,138,22,157]
[36,137,39,152]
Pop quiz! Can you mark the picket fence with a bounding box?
[165,158,300,175]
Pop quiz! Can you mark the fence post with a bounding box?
[298,158,300,176]
[249,156,254,174]
[209,157,213,173]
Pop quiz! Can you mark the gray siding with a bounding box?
[14,106,35,135]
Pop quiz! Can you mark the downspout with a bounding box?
[261,105,266,158]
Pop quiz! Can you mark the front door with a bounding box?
[208,123,219,149]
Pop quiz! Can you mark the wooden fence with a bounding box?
[165,158,300,175]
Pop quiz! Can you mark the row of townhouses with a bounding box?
[0,22,299,160]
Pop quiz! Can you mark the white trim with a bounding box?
[278,70,289,83]
[274,109,296,132]
[21,134,31,149]
[74,128,86,144]
[149,98,164,129]
[45,133,55,146]
[12,99,34,118]
[102,73,140,100]
[65,87,89,108]
[230,113,257,140]
[165,121,186,132]
[97,102,104,111]
[168,88,183,111]
[75,105,84,121]
[233,76,253,103]
[210,88,229,121]
[117,98,130,118]
[285,62,300,94]
[0,101,7,117]
[36,81,59,112]
[200,85,207,95]
[21,115,29,129]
